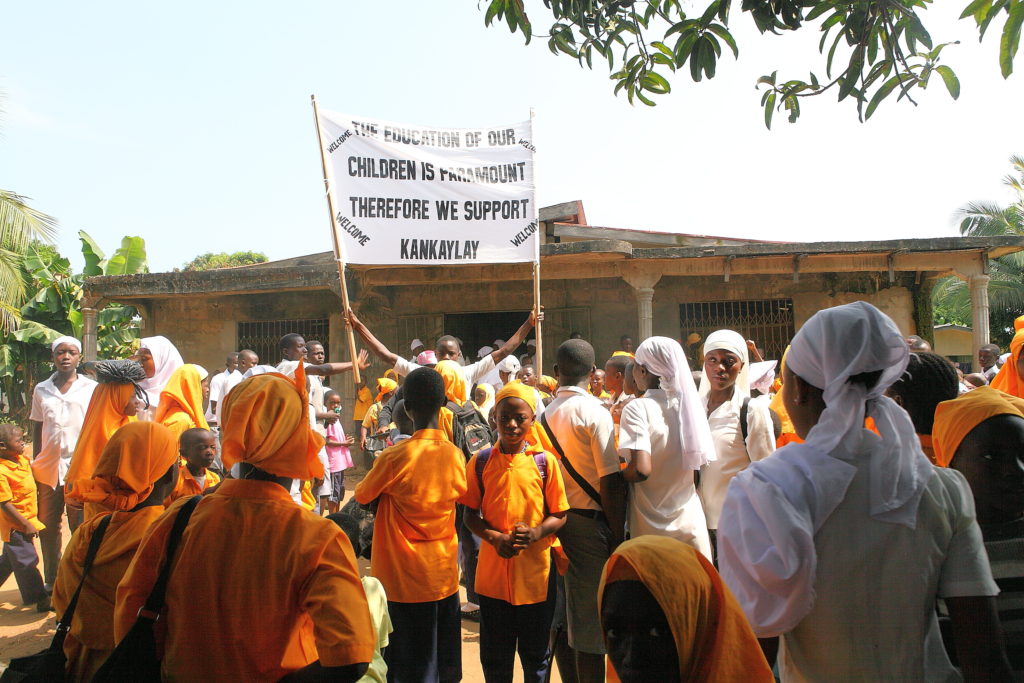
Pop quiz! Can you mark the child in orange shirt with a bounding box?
[354,367,468,683]
[165,428,220,503]
[0,424,50,611]
[461,382,569,683]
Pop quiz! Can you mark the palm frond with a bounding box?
[0,189,58,250]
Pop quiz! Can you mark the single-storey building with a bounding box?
[81,201,1024,406]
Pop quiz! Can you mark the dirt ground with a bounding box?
[0,471,562,682]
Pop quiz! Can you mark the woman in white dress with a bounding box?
[618,336,715,559]
[697,330,775,556]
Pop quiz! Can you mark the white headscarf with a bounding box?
[635,336,716,470]
[498,355,521,376]
[243,364,280,378]
[137,336,184,407]
[718,302,935,636]
[698,330,750,412]
[748,360,777,396]
[50,336,82,353]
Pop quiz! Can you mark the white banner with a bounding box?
[318,110,537,265]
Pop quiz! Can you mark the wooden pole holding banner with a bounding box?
[530,107,543,376]
[311,94,361,386]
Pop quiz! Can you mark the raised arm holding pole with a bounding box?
[311,93,362,387]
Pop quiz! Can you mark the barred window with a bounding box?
[679,299,794,362]
[237,319,330,367]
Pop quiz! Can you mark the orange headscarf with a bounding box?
[599,536,773,683]
[383,369,400,382]
[435,360,466,406]
[538,375,557,394]
[990,328,1024,398]
[1015,314,1024,332]
[932,385,1024,467]
[68,422,179,511]
[220,366,325,480]
[495,381,537,412]
[65,383,137,495]
[375,377,398,403]
[612,351,635,358]
[154,364,210,433]
[769,346,803,447]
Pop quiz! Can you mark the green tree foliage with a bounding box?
[0,190,58,332]
[180,251,268,271]
[0,233,148,424]
[932,155,1024,349]
[480,0,1023,126]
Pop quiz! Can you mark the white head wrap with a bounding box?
[526,339,537,348]
[498,355,521,375]
[50,336,82,353]
[748,360,777,396]
[191,364,209,382]
[717,302,935,637]
[243,364,280,378]
[698,330,750,412]
[635,336,716,470]
[477,346,494,359]
[494,339,506,347]
[137,336,184,407]
[410,338,424,351]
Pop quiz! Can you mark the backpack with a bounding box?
[447,400,493,460]
[473,447,548,494]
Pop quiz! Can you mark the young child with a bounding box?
[165,428,220,503]
[461,382,569,683]
[327,511,394,683]
[323,390,354,514]
[0,424,50,611]
[354,368,468,683]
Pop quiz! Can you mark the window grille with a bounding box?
[679,299,794,362]
[237,319,330,367]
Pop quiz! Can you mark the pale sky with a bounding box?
[2,1,1021,273]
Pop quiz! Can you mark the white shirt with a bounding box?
[618,389,711,558]
[29,373,97,488]
[543,386,619,511]
[207,369,243,425]
[698,395,775,529]
[722,434,997,681]
[393,355,496,401]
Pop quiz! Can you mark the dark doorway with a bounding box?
[444,310,532,361]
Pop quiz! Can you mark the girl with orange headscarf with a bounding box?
[154,364,210,439]
[64,361,147,503]
[54,422,180,682]
[990,325,1024,399]
[599,535,772,682]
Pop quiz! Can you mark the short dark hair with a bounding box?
[620,335,633,343]
[979,343,1001,355]
[888,352,960,434]
[180,427,214,447]
[437,335,459,349]
[605,355,629,375]
[0,423,21,444]
[226,352,240,361]
[279,333,303,351]
[306,340,324,349]
[324,389,341,401]
[402,367,446,412]
[556,339,595,380]
[391,398,415,435]
[569,331,583,339]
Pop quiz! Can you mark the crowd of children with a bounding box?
[0,303,1020,682]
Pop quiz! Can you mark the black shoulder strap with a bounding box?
[54,512,114,637]
[539,411,602,507]
[740,396,751,443]
[138,495,201,621]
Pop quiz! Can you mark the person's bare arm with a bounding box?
[600,472,627,547]
[490,310,542,364]
[1,501,37,535]
[464,506,518,558]
[512,512,567,549]
[746,340,764,363]
[946,596,1013,681]
[620,448,651,483]
[307,350,371,377]
[345,309,399,366]
[31,421,42,459]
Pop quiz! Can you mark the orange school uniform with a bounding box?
[53,507,164,682]
[461,444,569,605]
[164,464,221,504]
[0,454,45,541]
[354,429,467,603]
[115,480,374,682]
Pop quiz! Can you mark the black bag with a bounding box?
[447,400,493,459]
[0,515,113,683]
[91,496,201,683]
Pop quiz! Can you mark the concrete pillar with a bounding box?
[969,273,991,372]
[621,270,663,342]
[81,304,99,362]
